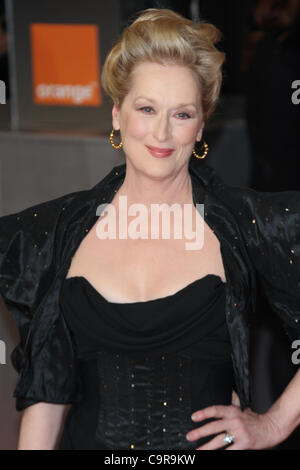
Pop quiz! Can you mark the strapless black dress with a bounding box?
[58,274,235,450]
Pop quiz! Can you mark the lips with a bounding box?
[146,145,174,158]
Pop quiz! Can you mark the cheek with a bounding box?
[125,114,149,139]
[176,124,199,145]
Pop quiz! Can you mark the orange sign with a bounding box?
[30,23,101,106]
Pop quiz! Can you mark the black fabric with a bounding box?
[1,157,300,413]
[59,274,232,360]
[58,274,235,450]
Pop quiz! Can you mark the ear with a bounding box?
[196,120,205,142]
[112,104,121,131]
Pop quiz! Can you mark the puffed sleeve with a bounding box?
[10,309,83,412]
[225,185,300,342]
[0,196,83,411]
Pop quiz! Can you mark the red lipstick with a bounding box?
[146,145,174,158]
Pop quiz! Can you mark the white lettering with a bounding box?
[0,80,6,104]
[95,197,205,250]
[291,80,300,105]
[36,82,97,104]
[291,339,300,365]
[0,340,6,364]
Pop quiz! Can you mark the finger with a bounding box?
[195,432,233,450]
[231,390,241,408]
[191,404,238,422]
[224,443,240,450]
[186,419,231,442]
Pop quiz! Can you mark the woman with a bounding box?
[0,8,300,450]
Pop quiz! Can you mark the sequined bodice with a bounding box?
[58,274,235,450]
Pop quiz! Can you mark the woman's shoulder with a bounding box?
[198,161,300,260]
[203,167,300,333]
[200,160,300,218]
[0,188,85,235]
[0,163,124,243]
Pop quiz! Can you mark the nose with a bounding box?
[152,112,170,142]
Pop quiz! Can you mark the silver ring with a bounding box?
[223,432,235,444]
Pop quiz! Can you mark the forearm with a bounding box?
[264,367,300,442]
[18,402,67,450]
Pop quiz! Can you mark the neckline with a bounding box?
[63,274,226,306]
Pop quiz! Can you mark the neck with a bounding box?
[115,161,194,209]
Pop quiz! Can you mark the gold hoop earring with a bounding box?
[192,141,208,159]
[110,128,123,150]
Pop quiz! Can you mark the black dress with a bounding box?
[58,274,235,450]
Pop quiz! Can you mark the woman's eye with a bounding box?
[140,106,153,113]
[139,107,191,119]
[177,112,191,119]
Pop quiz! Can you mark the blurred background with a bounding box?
[0,0,299,449]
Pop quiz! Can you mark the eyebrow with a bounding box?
[134,96,197,109]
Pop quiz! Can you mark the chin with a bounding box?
[133,158,173,178]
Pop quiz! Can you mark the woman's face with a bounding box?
[112,62,205,178]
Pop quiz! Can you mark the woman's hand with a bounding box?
[185,390,285,450]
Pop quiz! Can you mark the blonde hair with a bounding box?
[101,8,225,121]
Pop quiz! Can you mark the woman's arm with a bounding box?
[264,366,300,444]
[17,402,68,450]
[186,367,300,449]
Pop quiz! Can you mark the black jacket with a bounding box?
[0,157,300,412]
